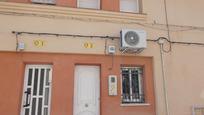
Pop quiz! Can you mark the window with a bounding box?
[193,106,204,115]
[120,0,139,13]
[77,0,100,9]
[31,0,56,4]
[121,67,145,104]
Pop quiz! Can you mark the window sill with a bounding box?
[0,2,147,23]
[120,103,150,107]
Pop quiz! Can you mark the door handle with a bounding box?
[23,89,31,107]
[85,103,89,108]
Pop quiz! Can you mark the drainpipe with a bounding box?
[158,38,170,115]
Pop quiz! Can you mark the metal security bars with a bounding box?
[21,65,52,115]
[121,67,145,104]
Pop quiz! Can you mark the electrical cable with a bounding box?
[12,31,204,46]
[156,37,172,53]
[111,53,114,71]
[12,31,204,47]
[104,38,108,55]
[161,44,171,53]
[11,31,117,39]
[159,42,170,115]
[15,32,19,51]
[163,0,172,53]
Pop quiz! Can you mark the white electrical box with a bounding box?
[108,45,116,54]
[108,75,117,96]
[17,42,25,51]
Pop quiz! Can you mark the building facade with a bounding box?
[0,0,204,115]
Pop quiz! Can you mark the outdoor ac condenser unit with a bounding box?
[120,29,147,53]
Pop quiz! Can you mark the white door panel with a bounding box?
[74,65,100,115]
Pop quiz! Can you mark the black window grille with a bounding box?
[121,67,145,104]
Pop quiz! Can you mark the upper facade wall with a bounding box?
[4,0,204,27]
[143,0,204,26]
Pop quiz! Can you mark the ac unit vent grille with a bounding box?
[124,31,139,46]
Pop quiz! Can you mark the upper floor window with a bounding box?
[31,0,56,5]
[77,0,100,9]
[120,0,139,13]
[193,106,204,115]
[121,67,145,104]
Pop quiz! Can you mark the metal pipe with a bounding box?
[159,43,170,115]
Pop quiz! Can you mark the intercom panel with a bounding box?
[108,75,117,96]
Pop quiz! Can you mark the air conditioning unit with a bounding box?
[120,29,147,53]
[31,0,55,4]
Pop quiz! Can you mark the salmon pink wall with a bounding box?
[0,52,155,115]
[101,0,119,12]
[56,0,76,7]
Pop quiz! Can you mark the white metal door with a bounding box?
[20,65,52,115]
[74,65,100,115]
